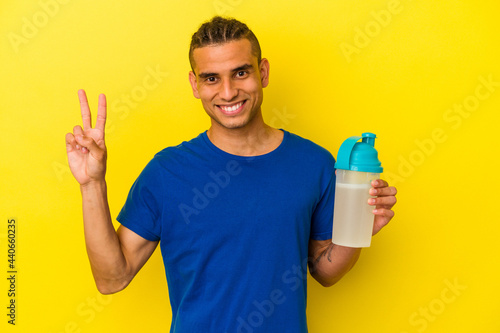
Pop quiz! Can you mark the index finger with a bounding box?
[78,89,92,130]
[95,93,107,132]
[371,179,389,188]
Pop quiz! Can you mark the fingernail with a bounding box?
[369,198,376,205]
[373,209,378,214]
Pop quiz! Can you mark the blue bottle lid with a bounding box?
[334,132,383,173]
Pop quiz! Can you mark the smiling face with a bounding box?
[189,38,269,133]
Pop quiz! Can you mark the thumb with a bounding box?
[75,135,106,160]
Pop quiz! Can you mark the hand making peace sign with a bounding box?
[65,89,107,186]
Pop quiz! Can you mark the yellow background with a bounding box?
[1,0,499,332]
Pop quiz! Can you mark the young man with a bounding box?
[65,16,397,333]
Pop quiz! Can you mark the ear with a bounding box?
[259,58,270,88]
[189,71,200,99]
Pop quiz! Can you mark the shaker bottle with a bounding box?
[332,132,383,247]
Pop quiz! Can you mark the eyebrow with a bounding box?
[197,63,254,79]
[232,64,253,73]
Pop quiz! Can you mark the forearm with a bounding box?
[80,180,128,293]
[309,242,361,287]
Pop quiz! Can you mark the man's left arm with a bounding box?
[308,179,397,287]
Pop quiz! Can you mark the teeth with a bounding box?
[220,101,243,112]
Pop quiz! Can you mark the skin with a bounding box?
[65,38,397,294]
[308,179,397,287]
[188,39,283,156]
[65,90,158,294]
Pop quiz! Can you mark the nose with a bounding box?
[219,78,238,101]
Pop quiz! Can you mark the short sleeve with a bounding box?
[310,161,335,241]
[117,159,164,242]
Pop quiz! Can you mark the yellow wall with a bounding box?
[1,0,499,332]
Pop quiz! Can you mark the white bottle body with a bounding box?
[332,169,380,247]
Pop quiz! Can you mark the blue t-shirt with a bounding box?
[117,130,335,333]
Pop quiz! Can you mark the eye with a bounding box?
[206,76,217,83]
[236,71,248,78]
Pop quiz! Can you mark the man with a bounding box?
[65,16,397,332]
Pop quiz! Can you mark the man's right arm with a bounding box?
[80,180,158,294]
[66,90,157,294]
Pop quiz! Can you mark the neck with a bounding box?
[207,116,283,156]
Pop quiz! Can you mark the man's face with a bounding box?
[189,39,269,131]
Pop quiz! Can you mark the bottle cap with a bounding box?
[334,132,383,173]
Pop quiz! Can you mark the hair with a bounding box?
[189,16,262,72]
